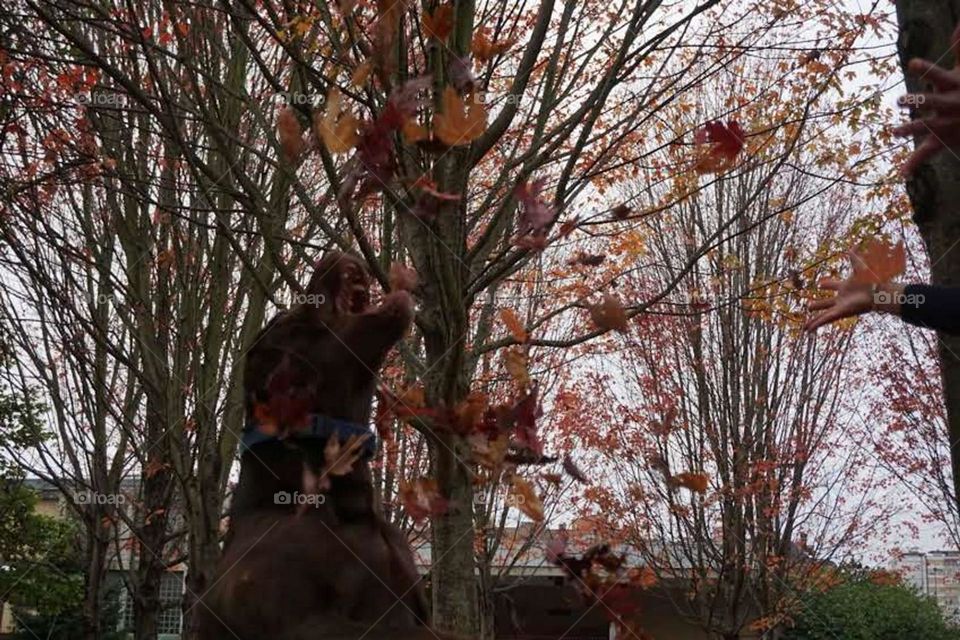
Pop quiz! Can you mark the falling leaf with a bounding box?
[693,120,746,173]
[422,4,454,41]
[672,472,709,493]
[563,455,590,484]
[389,262,419,292]
[324,433,370,476]
[589,293,629,333]
[144,460,168,479]
[542,473,563,486]
[504,348,530,387]
[509,475,544,521]
[515,178,556,235]
[400,478,449,521]
[470,433,508,469]
[559,218,580,238]
[510,385,543,456]
[499,308,528,342]
[567,252,606,267]
[413,176,461,201]
[433,87,487,146]
[472,31,514,62]
[351,60,373,87]
[850,237,905,285]
[402,119,430,143]
[314,89,359,154]
[277,106,304,162]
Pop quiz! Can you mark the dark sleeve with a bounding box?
[899,284,960,335]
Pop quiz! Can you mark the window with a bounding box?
[111,571,184,636]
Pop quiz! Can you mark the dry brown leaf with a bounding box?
[277,106,304,161]
[499,308,528,342]
[433,87,487,147]
[422,4,454,41]
[672,472,709,493]
[351,60,373,87]
[509,475,544,521]
[504,348,530,387]
[589,293,629,333]
[314,89,359,153]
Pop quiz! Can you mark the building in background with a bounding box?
[893,550,960,621]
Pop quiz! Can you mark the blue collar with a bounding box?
[241,413,378,458]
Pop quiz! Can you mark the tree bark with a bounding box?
[894,0,960,519]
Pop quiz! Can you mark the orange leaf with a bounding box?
[504,348,530,387]
[673,472,709,493]
[277,106,304,162]
[402,119,430,143]
[472,32,513,62]
[313,89,359,153]
[589,294,628,333]
[509,475,544,521]
[499,308,528,342]
[350,60,373,87]
[850,237,905,285]
[433,87,486,147]
[422,4,454,41]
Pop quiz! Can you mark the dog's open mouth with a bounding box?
[338,285,370,314]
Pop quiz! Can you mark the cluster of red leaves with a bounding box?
[693,120,746,173]
[546,540,657,637]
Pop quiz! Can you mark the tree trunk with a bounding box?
[82,533,109,640]
[894,0,960,517]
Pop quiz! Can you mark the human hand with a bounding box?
[893,24,960,176]
[804,277,904,332]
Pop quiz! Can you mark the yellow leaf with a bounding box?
[509,475,544,521]
[499,308,528,342]
[433,87,486,147]
[504,348,530,387]
[313,89,359,154]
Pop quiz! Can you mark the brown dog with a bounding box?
[198,252,445,640]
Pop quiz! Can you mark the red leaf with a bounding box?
[277,106,304,162]
[515,178,556,235]
[399,478,449,521]
[693,120,745,173]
